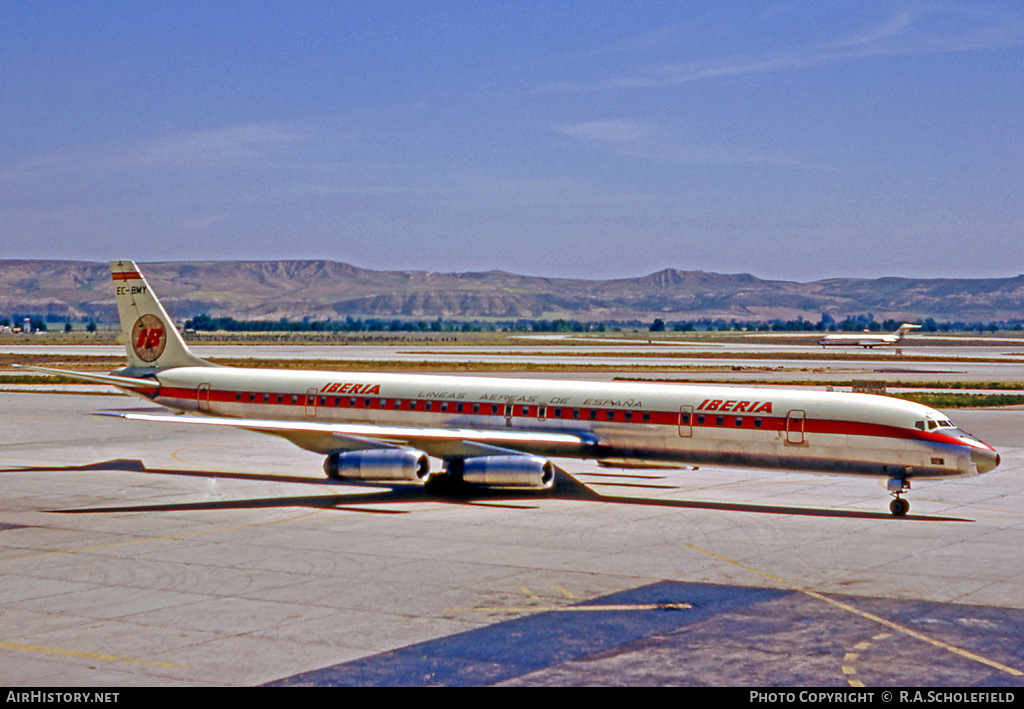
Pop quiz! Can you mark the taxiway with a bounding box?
[2,387,1023,686]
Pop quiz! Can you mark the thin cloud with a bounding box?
[0,116,381,202]
[550,119,655,144]
[539,7,1024,93]
[550,119,792,166]
[130,122,305,169]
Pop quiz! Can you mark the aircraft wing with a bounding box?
[95,411,594,459]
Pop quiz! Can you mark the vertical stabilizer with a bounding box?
[110,260,211,369]
[894,323,922,340]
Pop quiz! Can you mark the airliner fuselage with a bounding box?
[819,324,922,349]
[137,365,998,482]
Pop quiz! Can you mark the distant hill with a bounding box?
[2,259,1023,324]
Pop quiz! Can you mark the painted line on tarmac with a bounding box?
[268,580,782,686]
[681,541,1024,679]
[841,632,892,688]
[0,640,186,669]
[446,602,692,613]
[0,510,326,565]
[0,510,333,671]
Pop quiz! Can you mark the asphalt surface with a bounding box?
[2,348,1024,686]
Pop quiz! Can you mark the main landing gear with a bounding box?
[887,478,910,517]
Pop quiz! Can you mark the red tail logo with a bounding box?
[130,315,167,363]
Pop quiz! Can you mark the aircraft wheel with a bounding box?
[889,498,909,517]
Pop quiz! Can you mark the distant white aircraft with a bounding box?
[16,263,999,517]
[819,323,922,349]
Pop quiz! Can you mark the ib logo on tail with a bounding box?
[130,314,167,362]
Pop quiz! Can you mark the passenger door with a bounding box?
[786,410,806,444]
[197,383,211,412]
[678,405,693,437]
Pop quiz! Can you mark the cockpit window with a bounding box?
[918,419,956,431]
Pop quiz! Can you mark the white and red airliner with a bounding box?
[819,323,922,348]
[19,261,1000,516]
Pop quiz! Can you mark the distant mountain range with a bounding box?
[2,260,1023,324]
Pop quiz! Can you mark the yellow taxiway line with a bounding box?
[682,542,1024,679]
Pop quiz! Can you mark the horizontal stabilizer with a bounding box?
[13,365,159,391]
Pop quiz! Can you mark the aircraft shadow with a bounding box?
[4,458,969,522]
[0,458,333,486]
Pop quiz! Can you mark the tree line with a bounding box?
[4,312,1022,335]
[0,316,98,333]
[180,313,1024,334]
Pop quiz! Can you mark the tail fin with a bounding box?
[894,323,922,339]
[111,260,211,369]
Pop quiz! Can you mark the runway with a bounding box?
[2,387,1024,686]
[6,338,1024,386]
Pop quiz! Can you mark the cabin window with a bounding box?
[410,401,417,410]
[697,415,705,425]
[572,409,580,419]
[681,413,690,425]
[735,417,743,427]
[394,400,402,409]
[716,416,724,426]
[589,409,597,420]
[425,401,432,411]
[278,394,284,404]
[643,412,651,423]
[491,405,499,415]
[606,410,615,421]
[754,418,762,428]
[473,404,480,414]
[441,402,448,412]
[319,397,326,406]
[457,403,464,413]
[624,411,632,421]
[538,405,546,418]
[364,398,371,408]
[263,394,270,403]
[291,395,298,404]
[553,408,562,418]
[235,392,242,402]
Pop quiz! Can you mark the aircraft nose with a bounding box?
[971,446,1000,474]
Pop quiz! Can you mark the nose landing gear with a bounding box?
[887,478,910,517]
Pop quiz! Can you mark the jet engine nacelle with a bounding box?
[324,449,431,483]
[461,455,556,489]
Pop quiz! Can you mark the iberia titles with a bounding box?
[697,399,773,414]
[322,382,381,395]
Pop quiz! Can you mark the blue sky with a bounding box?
[2,1,1022,281]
